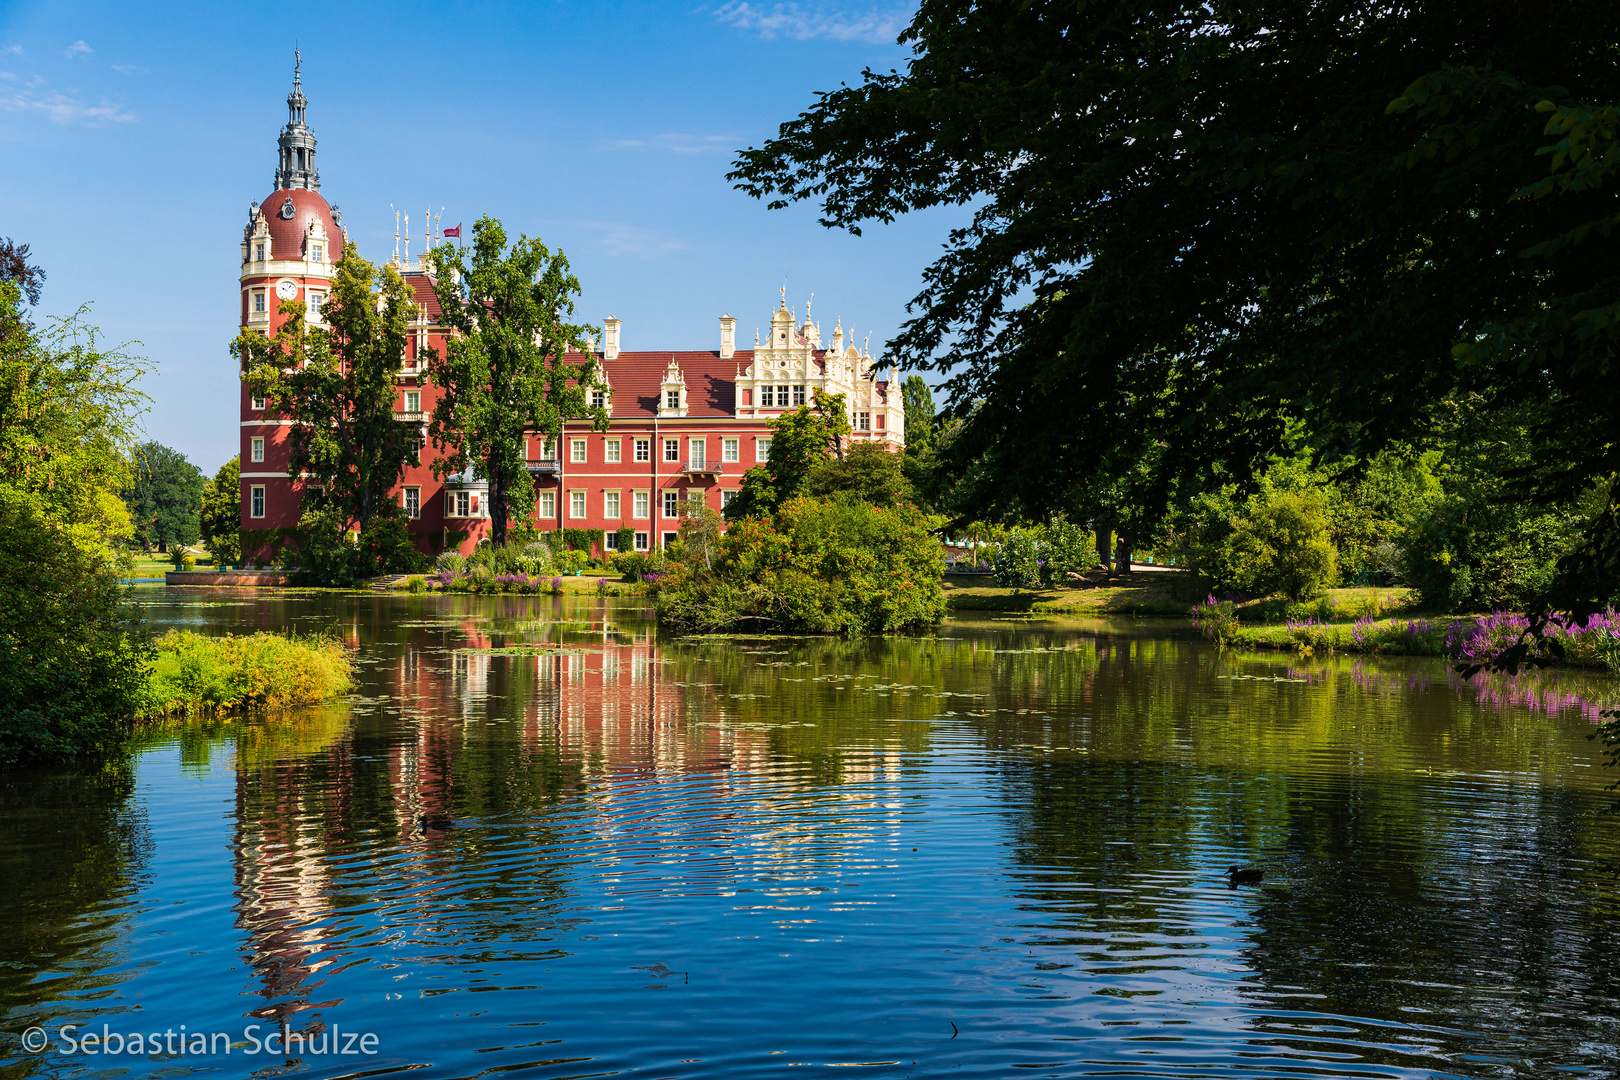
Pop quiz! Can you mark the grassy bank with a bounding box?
[139,630,354,718]
[943,572,1192,617]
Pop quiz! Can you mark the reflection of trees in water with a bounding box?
[976,633,1620,1073]
[0,759,151,1042]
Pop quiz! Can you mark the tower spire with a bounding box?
[274,52,320,191]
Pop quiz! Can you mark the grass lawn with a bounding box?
[943,571,1194,616]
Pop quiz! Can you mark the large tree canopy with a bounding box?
[731,0,1620,618]
[122,441,204,552]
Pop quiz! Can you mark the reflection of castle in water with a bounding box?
[227,617,848,1020]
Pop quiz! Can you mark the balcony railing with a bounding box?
[525,459,560,475]
[395,410,427,423]
[682,459,721,476]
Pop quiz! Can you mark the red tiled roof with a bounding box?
[558,350,754,418]
[402,272,444,321]
[255,188,341,261]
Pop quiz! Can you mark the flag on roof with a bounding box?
[443,224,461,238]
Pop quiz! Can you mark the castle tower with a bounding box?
[238,56,347,551]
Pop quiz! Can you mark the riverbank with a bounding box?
[139,630,353,718]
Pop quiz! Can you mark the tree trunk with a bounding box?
[1094,522,1111,576]
[1114,530,1133,577]
[489,464,508,548]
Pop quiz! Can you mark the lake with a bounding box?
[4,587,1620,1078]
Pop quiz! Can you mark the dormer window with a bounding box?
[312,244,323,263]
[591,390,606,410]
[255,242,266,262]
[665,390,680,410]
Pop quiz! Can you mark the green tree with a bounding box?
[805,441,915,508]
[729,0,1620,622]
[235,244,421,535]
[122,441,203,553]
[901,374,934,455]
[425,217,605,547]
[198,458,241,565]
[0,255,152,766]
[725,391,852,519]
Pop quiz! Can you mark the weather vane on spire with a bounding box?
[294,46,301,78]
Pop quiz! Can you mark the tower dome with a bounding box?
[251,54,342,261]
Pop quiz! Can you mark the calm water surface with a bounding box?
[4,587,1620,1079]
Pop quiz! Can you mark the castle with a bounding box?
[238,63,902,558]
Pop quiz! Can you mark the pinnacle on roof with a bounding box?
[273,50,320,192]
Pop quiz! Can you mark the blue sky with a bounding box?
[0,1,957,471]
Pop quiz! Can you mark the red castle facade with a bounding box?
[239,67,902,561]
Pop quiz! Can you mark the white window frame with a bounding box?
[538,491,556,519]
[722,437,739,463]
[252,291,266,313]
[689,437,705,468]
[250,485,265,518]
[254,242,266,262]
[591,389,607,410]
[662,531,678,548]
[403,486,421,519]
[570,490,587,518]
[453,490,471,517]
[605,438,621,463]
[663,438,679,463]
[633,491,649,519]
[605,491,621,518]
[604,530,618,550]
[721,490,736,508]
[307,291,325,316]
[857,411,871,431]
[793,385,805,406]
[756,437,771,462]
[250,436,265,463]
[404,390,420,413]
[312,243,323,263]
[251,393,266,411]
[662,490,679,518]
[665,389,680,410]
[571,438,588,464]
[634,438,650,463]
[541,438,555,459]
[635,531,649,551]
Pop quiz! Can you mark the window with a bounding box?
[540,438,555,459]
[663,438,679,462]
[538,491,555,519]
[665,389,680,410]
[663,531,678,548]
[605,491,621,518]
[776,386,791,407]
[571,438,587,463]
[250,436,264,463]
[663,490,679,518]
[756,437,772,462]
[633,491,649,518]
[605,438,621,463]
[722,437,739,463]
[254,242,265,262]
[404,390,420,413]
[570,490,586,518]
[857,411,871,431]
[251,393,266,411]
[591,389,607,410]
[312,244,323,263]
[689,439,705,468]
[634,438,650,462]
[252,291,266,313]
[453,490,471,517]
[721,490,737,508]
[635,532,649,551]
[793,385,805,406]
[250,485,265,518]
[403,487,420,519]
[604,531,618,550]
[687,489,704,504]
[307,291,325,316]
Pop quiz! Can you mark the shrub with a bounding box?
[1190,595,1240,643]
[1040,516,1094,585]
[435,551,467,574]
[355,505,429,577]
[992,530,1042,588]
[0,500,151,767]
[140,630,352,716]
[657,495,945,635]
[555,549,589,575]
[1225,491,1338,600]
[1400,500,1569,613]
[614,525,635,555]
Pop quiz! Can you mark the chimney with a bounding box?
[603,316,621,361]
[719,313,736,360]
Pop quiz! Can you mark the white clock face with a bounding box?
[276,280,298,301]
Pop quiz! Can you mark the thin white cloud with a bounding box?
[605,132,736,155]
[65,39,93,58]
[112,64,149,75]
[575,220,690,259]
[1,44,21,56]
[709,1,913,43]
[0,85,136,124]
